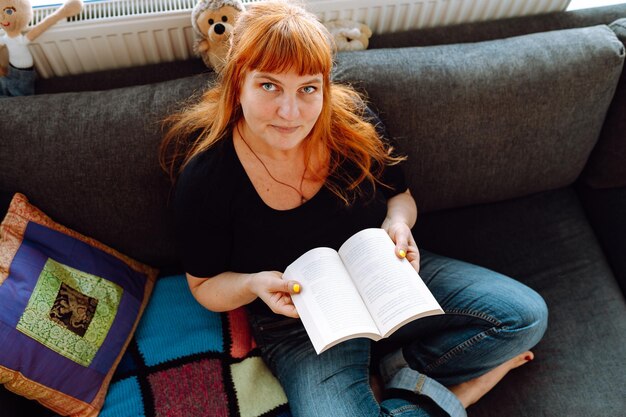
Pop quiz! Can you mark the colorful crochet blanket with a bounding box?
[100,274,292,417]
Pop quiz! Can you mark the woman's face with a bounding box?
[238,69,324,154]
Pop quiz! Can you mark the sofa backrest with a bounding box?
[0,24,624,268]
[333,24,625,213]
[0,75,212,268]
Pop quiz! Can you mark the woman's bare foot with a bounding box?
[449,351,534,408]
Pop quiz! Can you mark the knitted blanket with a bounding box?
[100,274,292,417]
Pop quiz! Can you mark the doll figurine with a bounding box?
[0,0,83,97]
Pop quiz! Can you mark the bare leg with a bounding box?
[449,351,534,408]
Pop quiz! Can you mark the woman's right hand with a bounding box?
[249,271,301,318]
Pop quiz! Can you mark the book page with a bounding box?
[338,228,444,336]
[283,247,381,353]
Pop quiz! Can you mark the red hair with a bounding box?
[160,0,403,204]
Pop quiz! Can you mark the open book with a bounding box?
[283,228,444,354]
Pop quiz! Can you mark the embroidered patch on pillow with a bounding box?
[0,193,157,417]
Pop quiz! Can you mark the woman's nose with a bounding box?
[277,94,299,120]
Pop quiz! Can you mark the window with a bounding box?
[567,0,626,10]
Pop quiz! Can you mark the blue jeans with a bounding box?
[0,65,36,97]
[249,251,548,417]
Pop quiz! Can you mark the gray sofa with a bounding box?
[2,4,626,416]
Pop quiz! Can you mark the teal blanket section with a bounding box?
[100,274,292,417]
[100,376,144,417]
[134,274,224,366]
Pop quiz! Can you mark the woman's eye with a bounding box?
[5,8,14,15]
[301,86,317,94]
[262,83,276,92]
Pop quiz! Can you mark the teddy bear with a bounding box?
[191,0,244,72]
[0,0,83,97]
[323,19,373,52]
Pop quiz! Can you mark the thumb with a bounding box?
[387,226,409,259]
[395,242,408,259]
[285,280,302,295]
[394,230,413,259]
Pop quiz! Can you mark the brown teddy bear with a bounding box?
[191,0,244,72]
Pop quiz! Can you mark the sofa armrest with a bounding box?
[581,18,626,189]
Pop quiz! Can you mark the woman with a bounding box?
[160,1,548,416]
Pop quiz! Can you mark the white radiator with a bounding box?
[27,0,571,79]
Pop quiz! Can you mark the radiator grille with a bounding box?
[307,0,571,33]
[27,0,570,79]
[33,0,197,23]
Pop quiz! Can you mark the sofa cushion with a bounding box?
[413,187,626,416]
[0,193,157,417]
[581,18,626,188]
[577,183,626,296]
[333,24,625,213]
[0,74,214,268]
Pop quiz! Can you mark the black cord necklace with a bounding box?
[236,124,308,205]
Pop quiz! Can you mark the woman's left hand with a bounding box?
[383,221,421,273]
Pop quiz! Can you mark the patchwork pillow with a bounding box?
[0,193,157,417]
[100,274,291,417]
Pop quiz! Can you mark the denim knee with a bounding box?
[499,284,548,353]
[409,269,549,385]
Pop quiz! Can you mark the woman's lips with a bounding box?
[272,125,299,134]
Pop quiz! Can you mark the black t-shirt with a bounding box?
[174,133,407,316]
